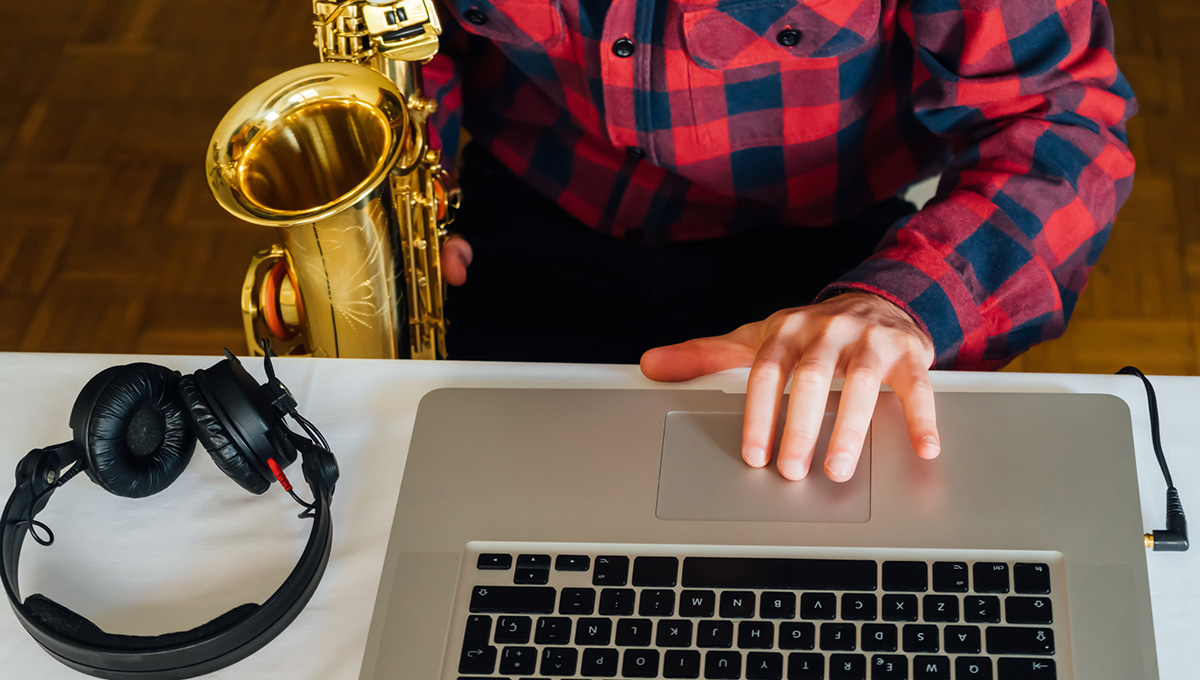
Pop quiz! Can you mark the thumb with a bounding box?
[441,236,473,286]
[640,335,757,383]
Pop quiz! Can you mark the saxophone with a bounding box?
[206,0,457,359]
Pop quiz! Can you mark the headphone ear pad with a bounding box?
[178,375,271,495]
[70,364,197,498]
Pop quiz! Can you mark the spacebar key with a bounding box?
[469,586,556,613]
[683,558,877,590]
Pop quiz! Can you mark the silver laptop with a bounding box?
[359,388,1156,679]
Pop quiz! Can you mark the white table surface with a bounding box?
[0,353,1195,679]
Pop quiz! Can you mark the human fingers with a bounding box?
[441,236,473,286]
[640,330,757,383]
[824,347,884,482]
[888,352,940,460]
[776,348,837,480]
[741,340,794,468]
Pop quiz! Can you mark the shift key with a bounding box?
[470,586,556,614]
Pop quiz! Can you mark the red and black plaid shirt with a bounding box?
[424,0,1136,369]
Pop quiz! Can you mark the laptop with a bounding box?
[358,387,1156,679]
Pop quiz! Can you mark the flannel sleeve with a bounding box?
[425,6,468,174]
[822,0,1136,369]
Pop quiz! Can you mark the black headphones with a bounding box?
[1,348,339,679]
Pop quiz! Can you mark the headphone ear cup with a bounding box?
[70,364,197,498]
[178,375,271,495]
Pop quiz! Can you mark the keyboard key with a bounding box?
[829,653,866,679]
[787,652,824,679]
[664,649,702,678]
[861,623,897,652]
[623,649,660,678]
[1005,597,1053,624]
[697,620,734,648]
[965,596,1002,623]
[581,647,619,677]
[841,593,877,620]
[820,623,857,651]
[944,625,982,654]
[534,616,571,644]
[997,657,1055,678]
[554,554,590,571]
[469,585,555,614]
[800,592,836,620]
[680,590,716,617]
[615,618,653,646]
[738,621,775,649]
[640,588,676,617]
[986,626,1055,655]
[902,624,939,653]
[883,561,929,592]
[477,553,512,570]
[720,591,756,618]
[599,588,636,615]
[704,650,741,679]
[633,556,680,586]
[498,646,536,675]
[494,615,531,644]
[593,555,630,586]
[956,656,994,678]
[747,651,784,679]
[574,617,612,645]
[932,562,969,592]
[913,654,950,679]
[779,622,815,650]
[559,587,595,615]
[683,557,877,591]
[760,591,796,619]
[540,647,577,676]
[882,594,918,621]
[513,567,549,585]
[973,563,1010,593]
[516,553,550,569]
[872,654,907,679]
[1014,563,1052,594]
[923,594,959,622]
[657,619,694,647]
[458,615,495,674]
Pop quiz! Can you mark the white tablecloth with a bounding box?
[0,353,1195,679]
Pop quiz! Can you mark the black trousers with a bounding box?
[445,144,915,364]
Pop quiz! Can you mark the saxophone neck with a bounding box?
[314,0,442,65]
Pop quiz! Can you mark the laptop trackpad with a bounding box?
[656,411,871,523]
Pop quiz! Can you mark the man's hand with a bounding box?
[640,292,940,482]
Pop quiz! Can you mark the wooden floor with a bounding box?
[1,0,1196,375]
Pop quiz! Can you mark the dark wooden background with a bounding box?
[1,0,1195,373]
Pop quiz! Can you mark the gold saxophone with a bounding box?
[206,0,457,359]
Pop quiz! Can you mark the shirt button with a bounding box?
[463,8,488,25]
[625,146,646,159]
[776,28,802,47]
[612,37,636,58]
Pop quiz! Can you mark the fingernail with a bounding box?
[827,453,855,481]
[778,459,808,480]
[744,447,767,467]
[921,435,940,458]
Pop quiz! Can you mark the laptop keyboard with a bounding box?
[452,548,1063,680]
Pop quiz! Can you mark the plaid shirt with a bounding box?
[424,0,1136,369]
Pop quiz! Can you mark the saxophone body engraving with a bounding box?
[207,0,455,359]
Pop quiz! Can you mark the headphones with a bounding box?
[1,348,339,679]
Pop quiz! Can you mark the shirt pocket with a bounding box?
[445,0,565,49]
[680,0,880,70]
